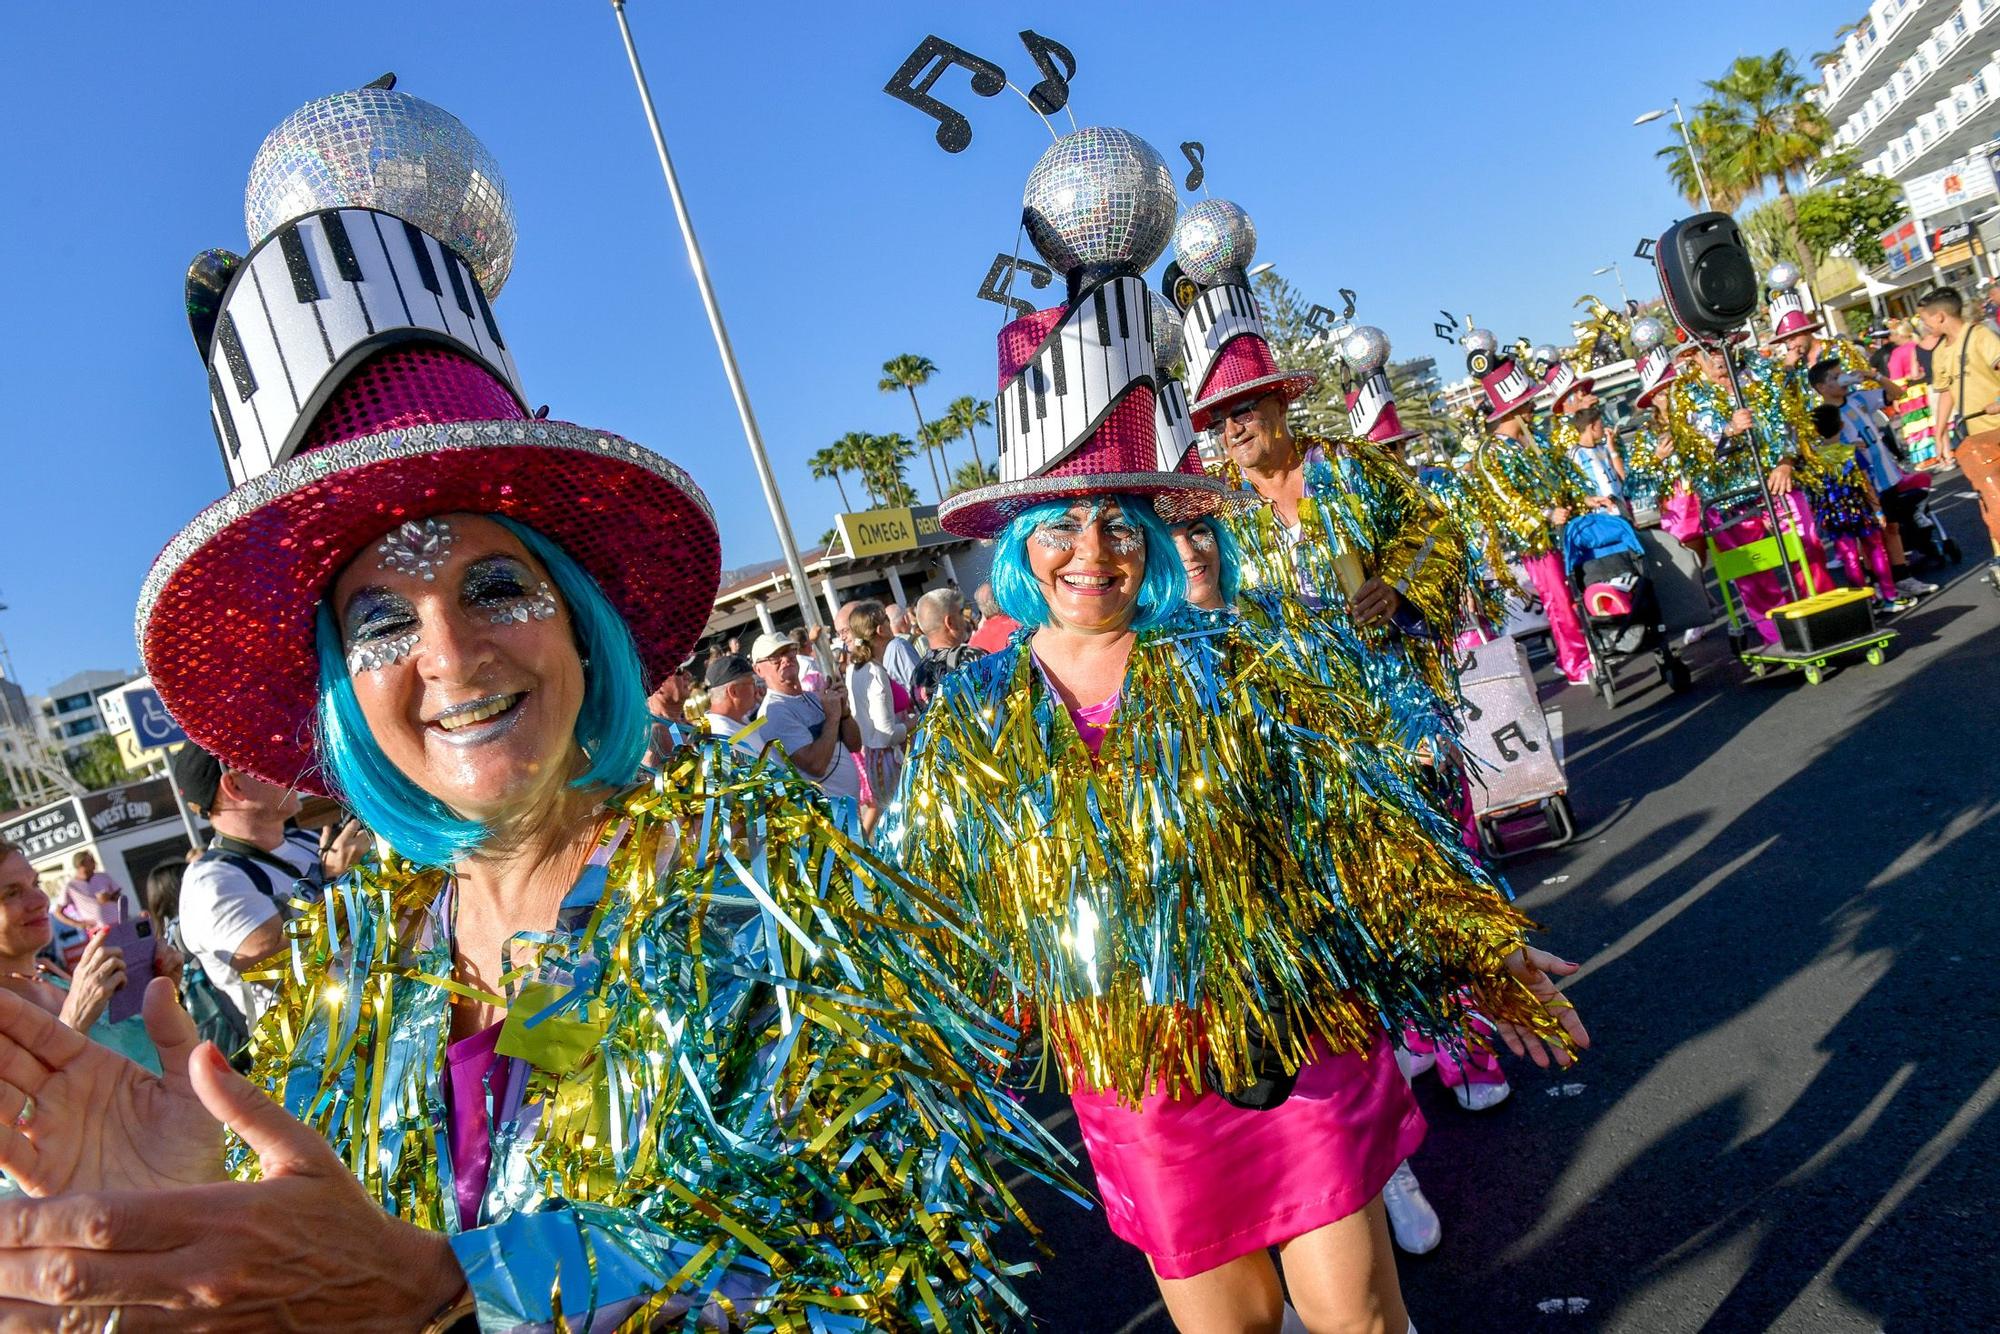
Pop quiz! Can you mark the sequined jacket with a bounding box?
[1219,436,1472,717]
[239,741,1073,1333]
[881,608,1566,1107]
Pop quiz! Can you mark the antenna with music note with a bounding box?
[884,31,1081,152]
[1180,141,1205,192]
[977,252,1055,318]
[1434,310,1459,344]
[1634,236,1657,261]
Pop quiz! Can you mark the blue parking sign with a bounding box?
[121,682,186,750]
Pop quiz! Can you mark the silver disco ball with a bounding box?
[1531,343,1559,368]
[1148,292,1184,373]
[1340,325,1391,376]
[245,86,516,297]
[1631,316,1667,352]
[1172,198,1257,287]
[1021,127,1178,275]
[1461,327,1498,356]
[1766,261,1801,292]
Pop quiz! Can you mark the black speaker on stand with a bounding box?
[1651,212,1802,602]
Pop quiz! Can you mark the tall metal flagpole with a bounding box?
[609,0,828,647]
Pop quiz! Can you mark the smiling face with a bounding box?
[1170,518,1224,610]
[1216,394,1294,472]
[0,851,52,960]
[1025,499,1149,633]
[330,513,584,827]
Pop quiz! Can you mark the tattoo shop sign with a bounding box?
[0,798,86,862]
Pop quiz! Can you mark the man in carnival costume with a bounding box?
[1169,199,1473,732]
[0,82,1074,1331]
[884,123,1588,1334]
[1452,334,1598,686]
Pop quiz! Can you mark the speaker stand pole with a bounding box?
[1714,332,1804,605]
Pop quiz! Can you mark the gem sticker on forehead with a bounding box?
[376,518,455,581]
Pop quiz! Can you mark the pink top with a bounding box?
[445,1020,505,1225]
[1065,691,1121,757]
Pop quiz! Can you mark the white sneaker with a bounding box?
[1681,626,1707,646]
[1451,1078,1513,1112]
[1895,577,1937,597]
[1382,1160,1442,1254]
[1395,1045,1437,1082]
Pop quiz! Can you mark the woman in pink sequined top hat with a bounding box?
[0,81,1066,1334]
[895,127,1585,1334]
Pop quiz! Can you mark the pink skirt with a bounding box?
[1069,1031,1425,1278]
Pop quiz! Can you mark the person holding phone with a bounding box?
[0,838,178,1074]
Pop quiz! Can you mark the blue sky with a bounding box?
[0,0,1856,693]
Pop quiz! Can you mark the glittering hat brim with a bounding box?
[135,420,719,793]
[938,471,1242,540]
[1188,370,1320,431]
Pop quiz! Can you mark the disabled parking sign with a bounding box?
[118,678,186,751]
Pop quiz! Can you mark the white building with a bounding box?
[1814,0,2000,295]
[36,669,139,759]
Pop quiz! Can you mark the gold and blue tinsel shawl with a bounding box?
[237,737,1080,1333]
[879,608,1570,1107]
[1217,435,1473,722]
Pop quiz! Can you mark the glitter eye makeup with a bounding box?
[1186,525,1217,553]
[343,588,421,674]
[460,556,558,624]
[1032,524,1077,552]
[1105,523,1145,557]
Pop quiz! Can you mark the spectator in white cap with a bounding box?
[751,630,862,806]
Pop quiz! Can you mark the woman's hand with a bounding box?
[1768,461,1795,496]
[0,980,221,1196]
[1488,946,1591,1069]
[0,1027,466,1330]
[1728,408,1754,437]
[56,932,125,1034]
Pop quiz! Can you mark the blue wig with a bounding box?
[990,493,1187,633]
[313,515,650,868]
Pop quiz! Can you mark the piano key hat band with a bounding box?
[939,127,1233,540]
[138,81,719,793]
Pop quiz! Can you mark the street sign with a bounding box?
[833,504,957,560]
[0,797,86,863]
[117,678,185,751]
[97,690,132,734]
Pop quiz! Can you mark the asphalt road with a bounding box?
[1005,476,2000,1333]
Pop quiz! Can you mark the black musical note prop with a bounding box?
[1338,288,1358,320]
[1305,304,1340,337]
[363,72,397,91]
[884,36,1008,153]
[977,253,1055,318]
[1634,236,1656,261]
[1456,646,1480,673]
[1462,695,1484,722]
[1180,141,1206,191]
[1434,310,1460,344]
[1017,30,1076,115]
[1490,721,1541,762]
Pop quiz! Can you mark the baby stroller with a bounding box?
[1563,511,1691,708]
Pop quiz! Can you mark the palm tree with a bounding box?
[1654,112,1751,213]
[862,433,922,508]
[879,354,946,501]
[830,430,879,507]
[1387,361,1449,448]
[948,459,998,496]
[946,395,993,473]
[809,443,853,513]
[919,417,960,484]
[1698,50,1833,289]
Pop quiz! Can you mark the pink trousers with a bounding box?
[1832,530,1895,600]
[1521,550,1592,684]
[1708,492,1835,645]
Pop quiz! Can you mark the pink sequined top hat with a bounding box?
[938,127,1234,540]
[1461,329,1538,424]
[136,82,719,793]
[1764,261,1823,339]
[1337,325,1419,447]
[1629,317,1680,409]
[1170,199,1319,431]
[1539,360,1595,413]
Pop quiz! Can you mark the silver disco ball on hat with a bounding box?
[1340,326,1391,377]
[1766,261,1801,292]
[1172,199,1257,287]
[1148,292,1184,373]
[1461,327,1498,356]
[245,86,516,297]
[1021,127,1178,276]
[1531,343,1559,368]
[1631,316,1667,352]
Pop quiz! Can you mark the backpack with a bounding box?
[179,849,287,1071]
